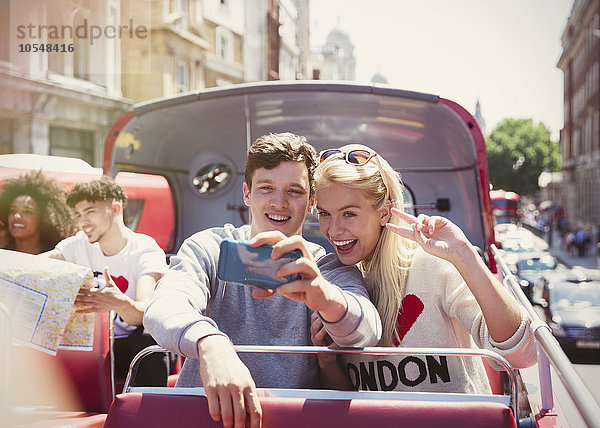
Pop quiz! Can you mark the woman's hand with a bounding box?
[386,208,471,265]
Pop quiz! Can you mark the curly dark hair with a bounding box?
[0,170,76,250]
[66,176,127,208]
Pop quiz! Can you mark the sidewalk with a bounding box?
[519,222,599,271]
[540,231,598,271]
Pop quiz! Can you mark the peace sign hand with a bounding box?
[386,208,471,265]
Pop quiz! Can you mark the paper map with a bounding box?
[0,249,94,355]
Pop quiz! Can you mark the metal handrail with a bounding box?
[125,344,519,427]
[491,244,600,428]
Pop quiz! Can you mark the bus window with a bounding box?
[402,186,416,216]
[123,199,145,232]
[114,172,175,252]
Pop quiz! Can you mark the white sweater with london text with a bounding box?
[342,247,537,394]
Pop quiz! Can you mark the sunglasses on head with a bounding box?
[318,149,377,166]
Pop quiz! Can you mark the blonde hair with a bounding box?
[314,145,415,346]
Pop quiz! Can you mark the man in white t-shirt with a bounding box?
[44,177,169,386]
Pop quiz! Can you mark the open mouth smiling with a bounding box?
[333,239,357,253]
[266,213,291,223]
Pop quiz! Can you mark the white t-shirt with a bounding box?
[56,229,167,337]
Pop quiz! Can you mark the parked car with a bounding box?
[494,223,518,248]
[499,237,536,273]
[532,270,600,355]
[515,252,558,300]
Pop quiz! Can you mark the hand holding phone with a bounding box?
[217,239,302,289]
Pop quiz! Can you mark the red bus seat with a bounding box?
[54,311,113,413]
[104,392,517,428]
[8,311,112,426]
[483,357,506,395]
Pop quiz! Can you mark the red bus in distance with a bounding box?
[490,189,520,225]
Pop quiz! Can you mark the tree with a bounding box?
[486,118,560,197]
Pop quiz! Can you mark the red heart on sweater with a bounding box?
[393,294,424,346]
[111,275,129,293]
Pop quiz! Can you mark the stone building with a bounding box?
[473,99,486,137]
[245,0,309,82]
[0,0,131,166]
[557,0,600,233]
[0,0,310,164]
[316,25,356,81]
[120,0,210,101]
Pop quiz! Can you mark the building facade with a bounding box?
[0,0,131,166]
[0,0,310,164]
[202,0,245,87]
[120,0,210,101]
[317,26,356,81]
[557,0,600,234]
[473,99,486,137]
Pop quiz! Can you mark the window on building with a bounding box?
[0,119,13,154]
[49,126,95,165]
[585,115,592,154]
[594,110,599,151]
[169,0,188,28]
[573,128,581,158]
[189,0,202,29]
[177,60,189,92]
[46,6,68,75]
[170,0,187,13]
[73,12,89,80]
[216,27,234,62]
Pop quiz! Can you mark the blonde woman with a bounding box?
[311,144,536,394]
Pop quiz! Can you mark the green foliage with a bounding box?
[485,119,560,197]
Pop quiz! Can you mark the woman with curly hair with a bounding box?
[0,170,75,254]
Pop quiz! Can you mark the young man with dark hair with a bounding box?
[44,176,169,386]
[144,133,381,428]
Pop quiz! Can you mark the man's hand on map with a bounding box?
[75,267,128,313]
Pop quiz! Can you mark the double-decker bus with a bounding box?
[3,82,599,428]
[490,189,520,225]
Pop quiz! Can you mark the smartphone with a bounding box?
[217,239,303,289]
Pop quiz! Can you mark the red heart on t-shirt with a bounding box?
[111,275,129,293]
[393,294,424,346]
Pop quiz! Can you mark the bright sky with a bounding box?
[309,0,573,140]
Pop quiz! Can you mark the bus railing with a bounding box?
[491,244,600,428]
[124,344,520,427]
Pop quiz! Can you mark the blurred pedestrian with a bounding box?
[0,170,75,254]
[565,231,575,256]
[575,228,587,257]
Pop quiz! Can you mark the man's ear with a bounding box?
[242,182,251,207]
[307,194,316,213]
[380,200,392,226]
[112,200,123,214]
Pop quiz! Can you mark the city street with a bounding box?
[508,225,600,426]
[545,241,600,428]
